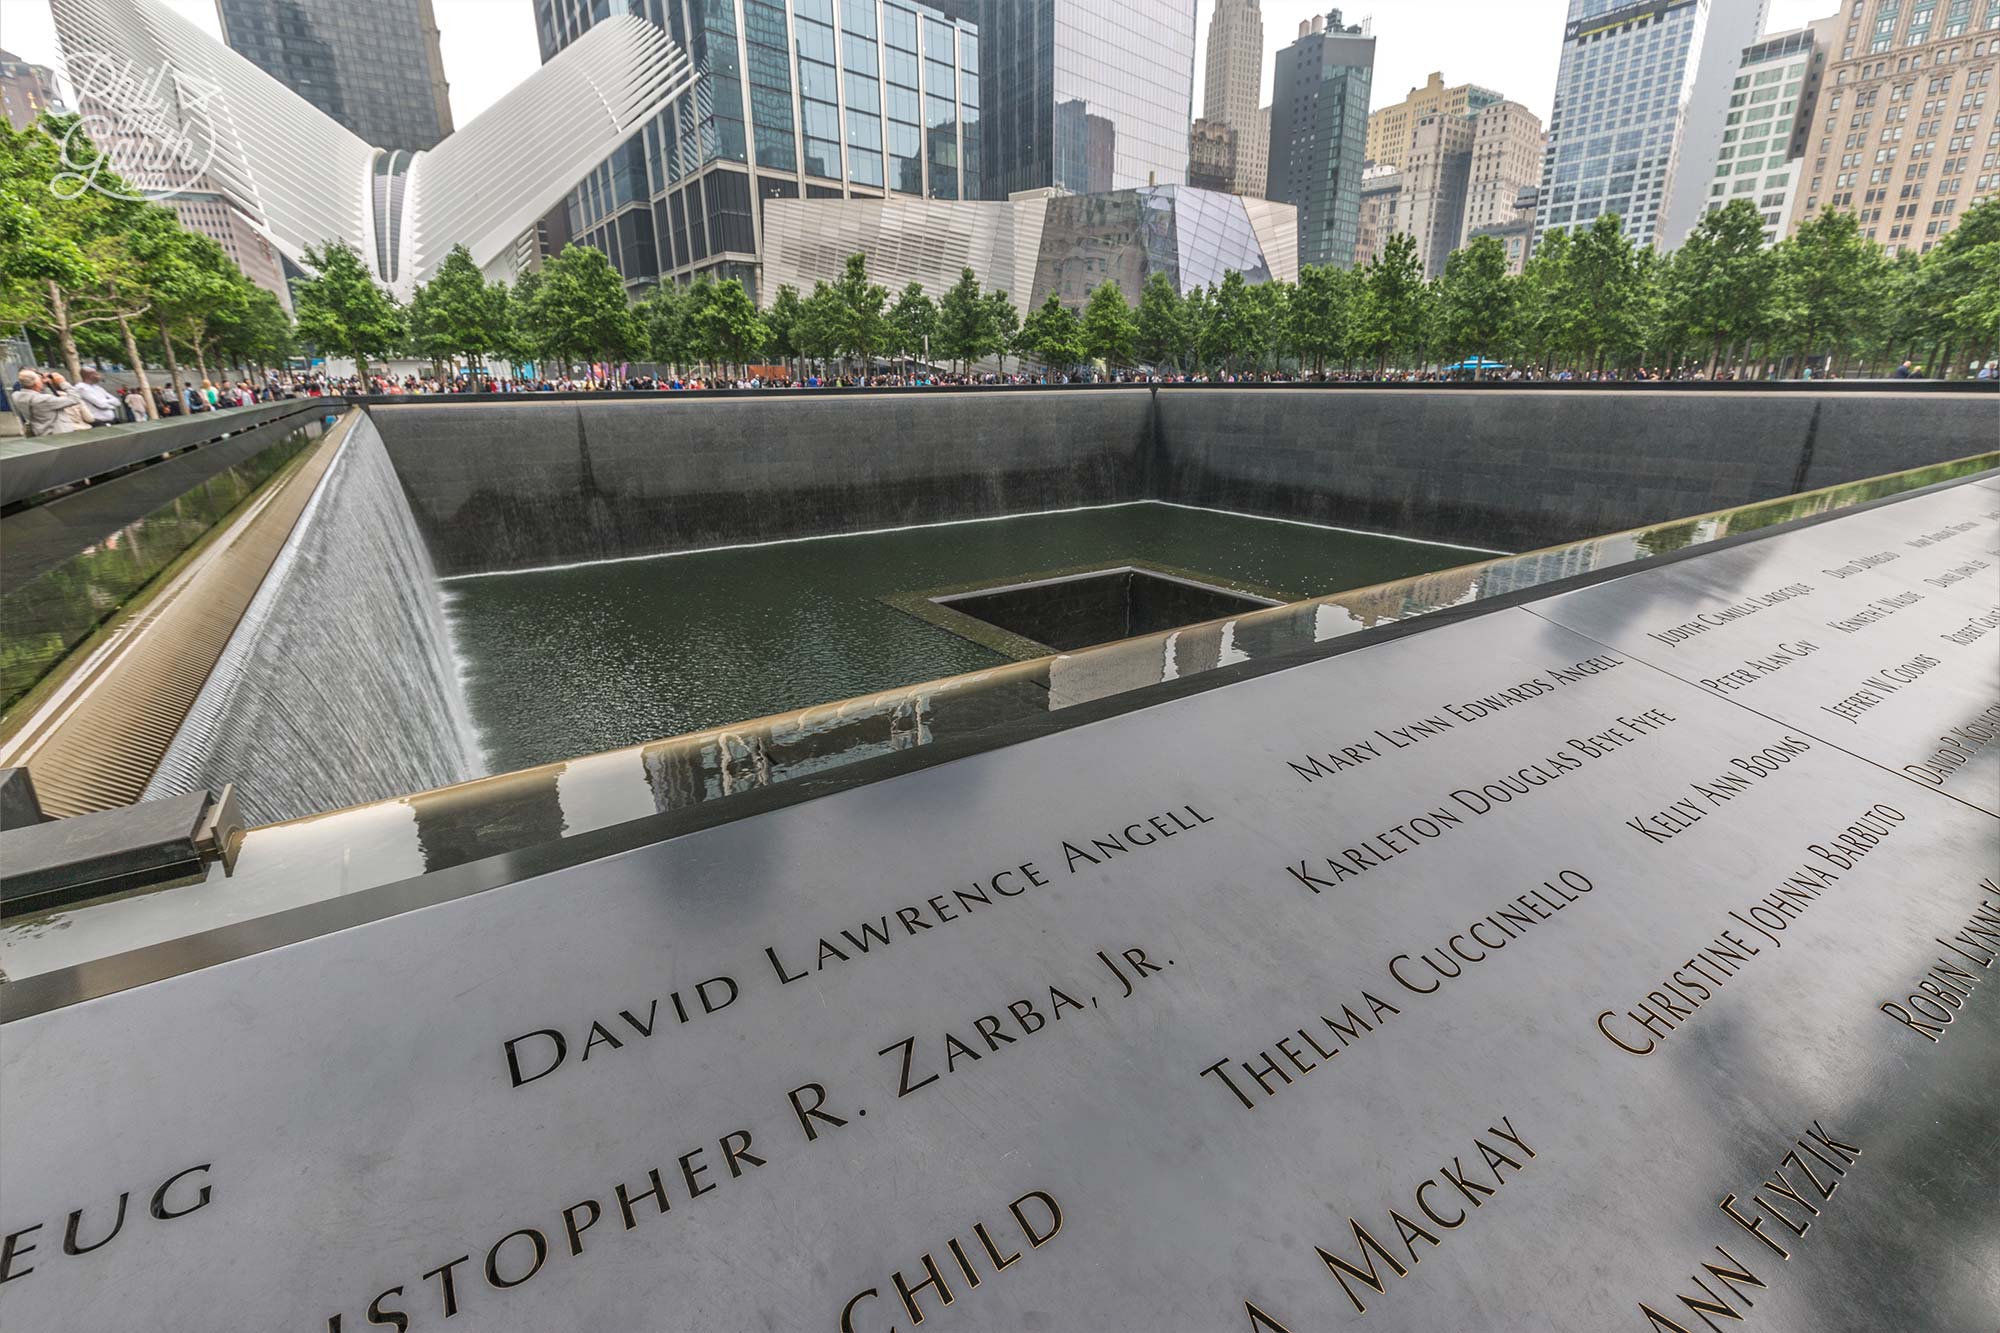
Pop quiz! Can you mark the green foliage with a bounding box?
[935,267,988,372]
[982,290,1020,368]
[1358,231,1427,371]
[1134,271,1187,370]
[828,253,888,367]
[1018,292,1086,371]
[639,280,693,368]
[294,240,404,373]
[1434,236,1514,375]
[407,244,511,371]
[886,282,937,361]
[522,244,638,371]
[0,119,99,330]
[1080,280,1136,367]
[1202,270,1269,373]
[1288,264,1351,375]
[1663,200,1778,369]
[1248,278,1290,372]
[796,281,842,366]
[1906,197,2000,365]
[1773,209,1886,374]
[763,282,805,368]
[684,275,769,373]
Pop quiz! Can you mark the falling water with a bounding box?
[146,415,484,825]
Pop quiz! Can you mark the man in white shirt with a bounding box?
[74,368,123,426]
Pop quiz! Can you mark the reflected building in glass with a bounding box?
[531,0,980,294]
[761,184,1297,317]
[951,1,1199,197]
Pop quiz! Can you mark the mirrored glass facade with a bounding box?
[955,0,1198,198]
[760,185,1298,320]
[217,0,454,153]
[535,0,978,294]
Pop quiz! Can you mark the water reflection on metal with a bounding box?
[1,452,1992,981]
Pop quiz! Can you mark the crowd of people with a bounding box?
[6,366,304,435]
[13,354,1996,434]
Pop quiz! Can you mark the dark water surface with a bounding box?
[446,503,1493,772]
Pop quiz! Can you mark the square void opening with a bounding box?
[932,567,1280,653]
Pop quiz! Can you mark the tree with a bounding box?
[829,253,888,371]
[886,281,937,370]
[408,244,510,374]
[294,239,405,376]
[1434,236,1514,377]
[982,290,1020,374]
[796,281,842,372]
[641,280,694,371]
[1511,225,1572,371]
[1663,200,1778,375]
[1771,209,1885,376]
[1080,279,1136,369]
[1288,265,1345,377]
[1912,197,2000,374]
[218,286,295,372]
[764,282,805,378]
[1135,271,1187,372]
[1565,214,1649,372]
[525,243,638,374]
[1201,270,1267,374]
[1249,278,1291,373]
[685,275,768,376]
[1018,293,1086,373]
[1358,232,1426,373]
[154,229,255,388]
[504,269,545,371]
[935,267,988,374]
[1,118,162,385]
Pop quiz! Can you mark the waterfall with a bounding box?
[146,414,484,825]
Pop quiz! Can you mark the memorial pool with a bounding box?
[445,503,1494,772]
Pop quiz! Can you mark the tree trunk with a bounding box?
[116,314,154,415]
[162,333,187,410]
[48,282,83,383]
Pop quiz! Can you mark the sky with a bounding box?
[5,0,1836,131]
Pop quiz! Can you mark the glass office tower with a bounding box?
[1267,10,1375,268]
[1535,0,1766,252]
[955,0,1198,198]
[217,0,453,153]
[535,0,980,293]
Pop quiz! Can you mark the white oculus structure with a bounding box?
[50,0,692,295]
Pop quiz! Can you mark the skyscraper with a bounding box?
[962,0,1199,199]
[1683,26,1828,247]
[1366,72,1503,171]
[1536,0,1766,254]
[1401,111,1475,277]
[535,1,982,294]
[1789,0,1999,257]
[1462,100,1547,245]
[1,49,64,130]
[1196,0,1266,195]
[215,0,454,153]
[1359,90,1542,278]
[1268,9,1375,267]
[1661,0,1773,245]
